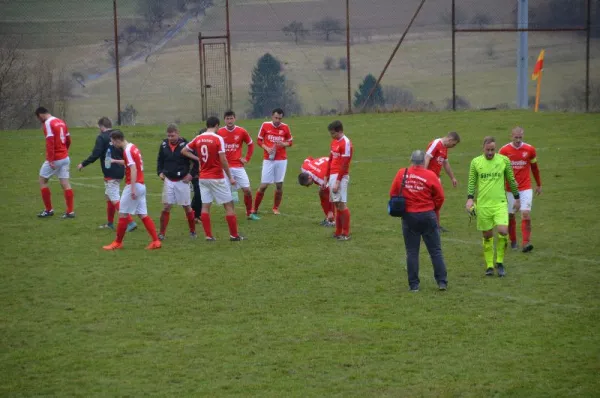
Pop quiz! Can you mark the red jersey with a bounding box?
[499,142,539,191]
[186,132,226,179]
[389,166,445,213]
[301,157,330,188]
[425,138,447,177]
[217,125,254,168]
[257,122,293,160]
[328,135,352,180]
[123,143,145,185]
[42,116,70,161]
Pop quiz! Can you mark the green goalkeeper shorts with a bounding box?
[477,204,508,231]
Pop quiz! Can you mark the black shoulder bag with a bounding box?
[388,169,409,218]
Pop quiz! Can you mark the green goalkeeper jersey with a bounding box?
[467,154,519,207]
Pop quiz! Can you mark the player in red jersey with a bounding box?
[499,127,542,252]
[103,131,161,250]
[326,120,353,240]
[423,131,460,232]
[298,156,335,226]
[35,107,75,219]
[217,110,259,221]
[252,108,293,215]
[182,116,244,241]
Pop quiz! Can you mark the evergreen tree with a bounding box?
[353,74,385,110]
[249,53,301,117]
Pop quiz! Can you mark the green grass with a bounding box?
[1,111,600,396]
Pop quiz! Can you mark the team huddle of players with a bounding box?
[34,106,540,261]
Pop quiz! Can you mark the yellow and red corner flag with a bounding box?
[532,49,545,80]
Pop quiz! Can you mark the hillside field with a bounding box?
[1,111,599,396]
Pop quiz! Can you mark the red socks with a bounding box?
[509,214,517,243]
[115,217,129,243]
[141,216,159,241]
[64,189,74,213]
[319,189,330,217]
[226,214,239,238]
[341,208,351,236]
[522,219,531,245]
[243,193,253,216]
[107,201,116,224]
[253,191,264,213]
[200,213,213,238]
[41,187,52,211]
[274,191,283,209]
[335,210,342,236]
[160,211,170,235]
[186,210,196,233]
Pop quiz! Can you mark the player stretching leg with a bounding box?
[252,108,293,216]
[35,107,75,219]
[499,127,542,252]
[298,156,335,226]
[326,121,353,241]
[103,131,161,250]
[157,124,198,240]
[466,136,520,277]
[217,111,259,220]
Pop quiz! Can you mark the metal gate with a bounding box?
[199,35,232,120]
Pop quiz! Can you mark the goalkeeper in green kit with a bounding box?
[466,136,520,277]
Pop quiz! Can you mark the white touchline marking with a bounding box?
[68,181,162,197]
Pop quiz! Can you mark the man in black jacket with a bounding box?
[157,123,199,239]
[77,117,137,231]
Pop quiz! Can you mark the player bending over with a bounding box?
[298,156,335,226]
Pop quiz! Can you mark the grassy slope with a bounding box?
[1,111,599,396]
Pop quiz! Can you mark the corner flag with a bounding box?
[532,49,545,80]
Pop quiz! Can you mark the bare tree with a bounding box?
[0,41,71,130]
[282,21,309,44]
[313,17,343,41]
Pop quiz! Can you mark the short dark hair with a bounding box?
[206,116,220,128]
[272,108,284,116]
[110,130,125,141]
[328,120,343,132]
[198,128,207,134]
[98,117,112,129]
[35,107,49,116]
[298,172,311,186]
[224,110,236,118]
[447,131,460,142]
[483,136,495,146]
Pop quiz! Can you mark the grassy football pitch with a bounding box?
[1,111,599,396]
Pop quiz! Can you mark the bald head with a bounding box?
[411,150,425,166]
[511,126,524,147]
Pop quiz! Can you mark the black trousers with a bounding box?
[191,177,202,218]
[402,211,448,288]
